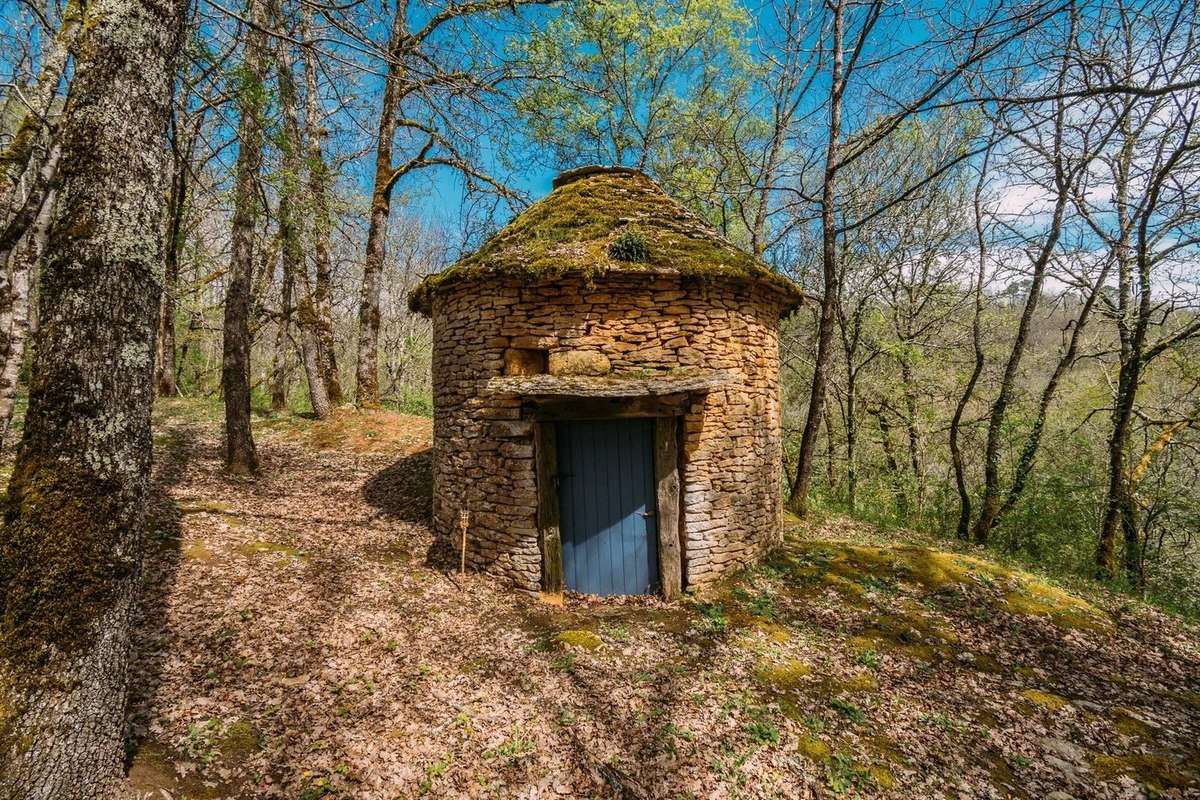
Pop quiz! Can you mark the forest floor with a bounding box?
[99,399,1200,799]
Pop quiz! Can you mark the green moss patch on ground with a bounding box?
[1020,688,1071,712]
[771,540,1113,634]
[232,540,307,559]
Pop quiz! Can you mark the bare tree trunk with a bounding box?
[270,264,292,413]
[844,383,857,514]
[0,143,61,275]
[272,3,330,419]
[971,13,1081,544]
[972,183,1070,542]
[302,18,344,406]
[1098,230,1151,578]
[0,191,48,450]
[157,109,200,398]
[995,267,1109,533]
[787,0,844,515]
[355,9,406,408]
[0,0,82,222]
[223,0,268,474]
[823,405,837,496]
[872,404,907,517]
[0,0,185,790]
[950,151,991,540]
[898,358,924,505]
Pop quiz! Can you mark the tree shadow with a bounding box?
[125,424,197,764]
[361,447,433,524]
[361,447,461,571]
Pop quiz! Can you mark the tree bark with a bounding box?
[156,107,200,398]
[950,151,991,540]
[971,177,1070,542]
[0,190,47,451]
[302,20,344,406]
[269,263,292,413]
[355,7,406,408]
[272,5,330,419]
[0,0,82,225]
[0,0,185,790]
[871,404,907,516]
[223,0,268,474]
[787,0,844,515]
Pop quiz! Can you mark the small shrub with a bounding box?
[695,601,729,632]
[745,717,780,745]
[489,725,536,765]
[854,648,881,669]
[608,228,650,262]
[830,696,866,724]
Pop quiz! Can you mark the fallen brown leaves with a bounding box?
[111,402,1199,799]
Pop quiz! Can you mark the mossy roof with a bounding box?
[408,166,804,315]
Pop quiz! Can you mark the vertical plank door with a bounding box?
[557,418,659,595]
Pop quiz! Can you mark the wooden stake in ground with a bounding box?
[459,510,469,576]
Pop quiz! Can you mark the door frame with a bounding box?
[531,395,685,600]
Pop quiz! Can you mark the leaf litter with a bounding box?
[110,401,1200,799]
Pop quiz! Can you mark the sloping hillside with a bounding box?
[121,401,1200,799]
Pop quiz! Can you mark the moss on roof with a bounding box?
[408,166,803,314]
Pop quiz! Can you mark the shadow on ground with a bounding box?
[362,448,433,524]
[126,424,196,768]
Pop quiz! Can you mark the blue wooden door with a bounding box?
[558,419,659,595]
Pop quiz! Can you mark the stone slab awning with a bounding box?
[483,370,736,399]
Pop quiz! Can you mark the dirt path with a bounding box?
[121,402,1200,799]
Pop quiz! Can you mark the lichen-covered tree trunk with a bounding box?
[0,0,185,791]
[223,0,268,474]
[303,27,343,407]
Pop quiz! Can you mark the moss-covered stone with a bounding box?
[779,541,1111,634]
[869,764,896,789]
[233,541,305,558]
[408,167,803,314]
[798,736,831,762]
[751,621,792,644]
[1090,752,1196,790]
[219,720,260,762]
[184,544,214,561]
[554,629,604,651]
[1112,711,1156,740]
[823,670,879,696]
[1020,689,1070,712]
[178,499,233,514]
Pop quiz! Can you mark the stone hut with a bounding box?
[409,166,803,599]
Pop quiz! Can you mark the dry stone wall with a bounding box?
[429,272,787,594]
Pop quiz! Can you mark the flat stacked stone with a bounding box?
[412,167,803,594]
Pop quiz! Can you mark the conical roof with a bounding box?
[408,166,803,314]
